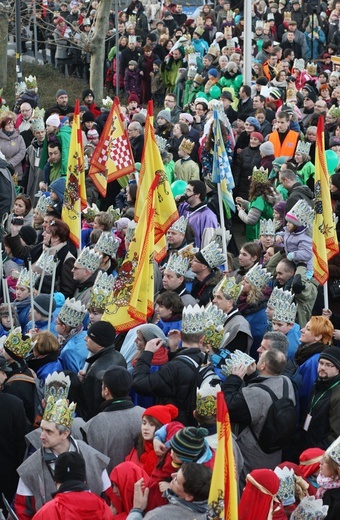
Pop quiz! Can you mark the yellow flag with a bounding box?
[62,100,87,248]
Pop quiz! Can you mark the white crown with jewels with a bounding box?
[17,268,38,289]
[287,199,314,228]
[326,435,340,466]
[126,220,137,242]
[259,218,275,236]
[199,240,226,269]
[170,216,188,235]
[296,141,311,155]
[44,371,71,401]
[76,246,102,272]
[95,232,120,258]
[59,298,87,328]
[272,297,297,324]
[36,195,52,215]
[88,271,115,310]
[156,135,168,153]
[36,251,59,277]
[166,253,190,276]
[290,496,329,520]
[245,263,271,290]
[268,287,294,308]
[274,466,295,507]
[182,304,206,334]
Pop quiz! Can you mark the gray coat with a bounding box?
[0,129,26,178]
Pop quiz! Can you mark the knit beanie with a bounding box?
[274,201,286,218]
[329,136,340,148]
[82,88,95,100]
[137,323,167,345]
[82,111,95,123]
[19,225,37,246]
[259,141,274,156]
[157,110,171,124]
[132,112,146,125]
[54,452,86,483]
[246,117,261,131]
[170,427,209,462]
[56,89,67,98]
[49,177,66,202]
[319,347,340,371]
[87,129,99,141]
[34,294,56,317]
[127,92,140,104]
[46,114,61,127]
[143,404,179,425]
[87,321,116,347]
[208,68,218,78]
[250,131,264,143]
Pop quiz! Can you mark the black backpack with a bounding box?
[250,378,297,454]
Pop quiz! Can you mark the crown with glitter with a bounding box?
[290,496,329,520]
[179,138,194,155]
[44,371,71,402]
[17,267,38,289]
[213,276,242,302]
[306,62,317,76]
[88,271,115,311]
[208,42,220,58]
[245,263,271,290]
[293,58,305,72]
[273,299,297,324]
[252,166,269,184]
[284,11,291,20]
[15,81,27,96]
[196,379,221,417]
[326,435,340,465]
[82,203,99,223]
[76,246,102,272]
[126,220,137,242]
[285,199,314,228]
[156,135,168,153]
[267,287,294,309]
[198,240,226,269]
[107,206,121,223]
[36,251,59,277]
[36,195,52,215]
[274,466,296,507]
[204,303,228,350]
[43,396,76,428]
[95,232,119,258]
[4,327,34,358]
[166,253,190,276]
[259,219,275,236]
[31,107,45,132]
[59,298,87,328]
[25,75,37,89]
[182,304,206,334]
[170,216,188,235]
[329,104,340,119]
[102,96,113,109]
[296,141,312,156]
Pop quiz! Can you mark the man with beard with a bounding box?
[45,89,74,120]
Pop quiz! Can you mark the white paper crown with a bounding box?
[88,271,115,310]
[59,298,86,328]
[156,135,168,153]
[274,466,295,507]
[245,263,271,290]
[95,232,120,258]
[182,304,206,334]
[166,253,190,276]
[44,371,71,401]
[102,96,113,109]
[17,268,38,289]
[296,141,312,155]
[273,299,297,324]
[267,287,294,308]
[126,220,137,242]
[170,216,188,235]
[36,195,52,215]
[290,496,329,520]
[213,276,242,302]
[25,75,37,88]
[204,303,228,350]
[326,435,340,466]
[199,240,226,269]
[221,350,255,377]
[286,199,314,228]
[36,251,59,277]
[76,246,102,271]
[259,218,275,236]
[15,81,27,96]
[293,58,305,71]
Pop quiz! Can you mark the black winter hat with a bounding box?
[82,111,95,123]
[19,225,37,246]
[319,347,340,372]
[87,321,116,347]
[34,294,56,317]
[54,452,86,483]
[82,88,95,100]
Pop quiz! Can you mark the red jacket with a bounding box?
[32,490,113,520]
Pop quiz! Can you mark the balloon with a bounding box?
[210,85,221,99]
[325,150,339,174]
[171,180,187,197]
[197,92,208,101]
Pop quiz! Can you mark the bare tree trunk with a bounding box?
[90,0,111,100]
[0,7,9,88]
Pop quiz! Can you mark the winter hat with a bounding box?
[180,113,194,125]
[0,356,12,374]
[208,68,218,78]
[79,105,89,113]
[54,452,86,484]
[220,91,233,101]
[260,141,274,156]
[274,201,287,218]
[56,89,67,98]
[46,114,61,127]
[127,92,140,104]
[87,128,99,141]
[59,116,69,126]
[157,110,171,124]
[148,33,157,43]
[250,131,264,143]
[129,60,138,67]
[227,61,238,73]
[329,136,340,148]
[34,294,56,317]
[132,112,146,125]
[137,323,167,345]
[331,173,340,190]
[170,427,209,462]
[143,404,178,425]
[319,347,340,371]
[269,87,282,100]
[49,177,66,201]
[82,111,95,123]
[115,217,131,232]
[19,225,37,246]
[82,88,95,100]
[154,59,162,67]
[87,321,116,348]
[299,448,325,478]
[305,91,317,103]
[246,116,261,131]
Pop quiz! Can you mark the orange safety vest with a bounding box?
[268,130,299,159]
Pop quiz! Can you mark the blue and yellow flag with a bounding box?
[212,110,235,213]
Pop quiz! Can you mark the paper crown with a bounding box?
[4,327,34,358]
[328,104,340,119]
[179,138,194,155]
[182,304,205,334]
[252,166,269,184]
[213,276,242,302]
[296,141,311,155]
[226,39,235,48]
[25,75,37,89]
[170,216,188,235]
[290,496,329,520]
[285,199,314,228]
[44,371,71,401]
[306,62,317,76]
[204,303,228,350]
[245,263,271,290]
[273,298,297,324]
[196,380,221,417]
[166,252,190,276]
[82,203,99,223]
[102,96,113,109]
[259,218,275,236]
[31,107,45,132]
[156,135,168,153]
[208,43,220,57]
[15,81,27,96]
[198,240,226,269]
[194,26,205,36]
[59,298,87,328]
[76,246,102,271]
[107,206,121,223]
[36,195,52,215]
[221,350,255,377]
[293,58,305,71]
[36,251,59,277]
[274,466,296,507]
[126,220,137,242]
[193,73,205,85]
[17,267,38,289]
[284,11,291,20]
[326,435,340,465]
[88,271,115,311]
[267,287,294,308]
[43,396,76,428]
[95,232,119,258]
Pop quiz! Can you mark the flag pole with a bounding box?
[324,283,329,311]
[216,182,229,272]
[28,256,35,330]
[47,256,58,332]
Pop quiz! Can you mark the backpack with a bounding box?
[6,369,45,428]
[250,377,297,454]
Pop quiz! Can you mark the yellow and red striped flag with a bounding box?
[89,97,135,197]
[312,116,338,285]
[62,99,87,248]
[208,392,238,520]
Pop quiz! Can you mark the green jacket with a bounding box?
[39,126,72,177]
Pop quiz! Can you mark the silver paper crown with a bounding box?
[59,298,87,328]
[286,199,314,228]
[15,81,27,96]
[267,287,294,308]
[102,96,113,109]
[296,141,311,155]
[36,251,59,277]
[326,435,340,466]
[76,246,102,271]
[170,216,188,235]
[274,466,296,507]
[95,232,120,258]
[156,135,168,153]
[245,262,271,290]
[126,220,137,242]
[17,268,38,289]
[44,371,71,401]
[36,195,52,215]
[290,496,329,520]
[259,219,275,236]
[182,304,206,334]
[204,302,228,350]
[88,271,115,310]
[199,240,226,269]
[166,253,190,276]
[272,299,297,324]
[213,276,242,302]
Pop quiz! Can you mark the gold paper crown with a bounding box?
[252,166,269,184]
[213,276,242,302]
[82,203,99,223]
[306,62,317,76]
[25,75,37,89]
[179,138,194,155]
[194,26,204,37]
[286,87,297,100]
[102,96,113,109]
[36,195,52,215]
[88,271,115,311]
[259,219,275,236]
[76,246,102,271]
[59,298,87,328]
[273,299,297,324]
[199,240,226,269]
[328,105,340,119]
[176,243,199,260]
[196,380,221,417]
[156,135,168,153]
[284,11,291,20]
[95,232,120,258]
[17,267,38,289]
[4,327,34,358]
[36,251,59,277]
[296,141,311,155]
[128,14,136,22]
[267,287,294,308]
[207,43,220,58]
[170,216,188,235]
[204,303,228,350]
[193,74,204,85]
[44,371,71,401]
[182,304,206,334]
[286,199,314,228]
[245,262,271,290]
[43,396,76,428]
[166,252,190,277]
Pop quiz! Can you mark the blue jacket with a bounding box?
[14,298,31,329]
[59,330,88,373]
[286,323,301,361]
[299,352,319,417]
[245,307,268,360]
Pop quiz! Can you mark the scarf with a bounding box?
[316,474,340,498]
[139,440,159,476]
[294,343,325,366]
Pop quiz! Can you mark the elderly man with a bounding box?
[128,121,144,163]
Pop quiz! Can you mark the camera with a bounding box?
[11,216,24,225]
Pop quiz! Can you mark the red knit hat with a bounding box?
[143,404,178,425]
[250,131,264,143]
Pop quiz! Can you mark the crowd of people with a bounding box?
[1,0,340,519]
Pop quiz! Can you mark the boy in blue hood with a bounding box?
[49,177,66,214]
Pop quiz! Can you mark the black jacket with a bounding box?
[191,269,224,306]
[0,159,16,221]
[4,363,36,426]
[285,183,314,214]
[323,487,340,520]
